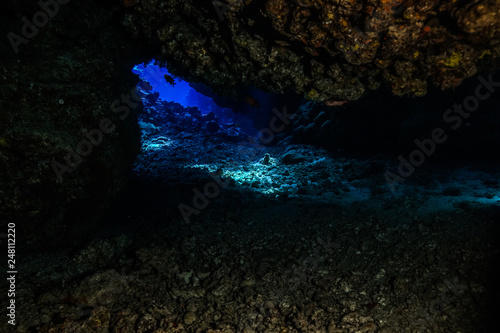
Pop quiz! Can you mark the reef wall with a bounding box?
[0,0,144,249]
[123,0,500,101]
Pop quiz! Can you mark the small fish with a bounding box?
[244,95,261,109]
[324,100,348,107]
[164,74,176,87]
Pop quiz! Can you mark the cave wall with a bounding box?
[291,75,500,160]
[121,0,500,102]
[0,0,147,250]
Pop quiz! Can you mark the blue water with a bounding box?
[132,60,230,116]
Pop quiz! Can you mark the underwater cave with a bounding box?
[1,0,500,332]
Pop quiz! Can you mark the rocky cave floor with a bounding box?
[10,98,500,333]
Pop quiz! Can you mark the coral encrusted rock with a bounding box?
[121,0,500,101]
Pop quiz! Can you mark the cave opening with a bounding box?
[132,60,232,118]
[121,59,500,240]
[127,59,323,210]
[4,0,500,329]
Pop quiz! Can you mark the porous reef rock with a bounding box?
[123,0,500,101]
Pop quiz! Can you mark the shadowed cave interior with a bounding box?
[1,1,500,332]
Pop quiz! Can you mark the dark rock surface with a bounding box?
[0,1,143,249]
[7,97,500,332]
[122,0,500,101]
[292,75,500,158]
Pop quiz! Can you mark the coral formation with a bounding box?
[122,0,500,101]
